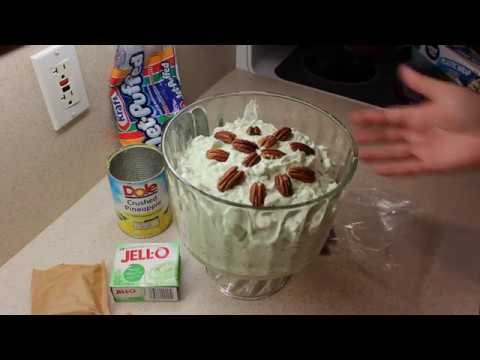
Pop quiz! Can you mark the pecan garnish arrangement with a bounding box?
[214,131,236,144]
[206,149,229,162]
[242,152,261,167]
[258,135,278,149]
[247,126,261,136]
[232,139,259,154]
[261,149,286,160]
[290,142,315,156]
[217,166,245,192]
[250,182,266,207]
[288,166,316,183]
[273,127,293,141]
[275,174,293,197]
[208,124,320,207]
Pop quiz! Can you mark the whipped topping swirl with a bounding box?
[178,100,337,207]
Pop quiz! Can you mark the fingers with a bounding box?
[350,65,455,133]
[371,159,426,176]
[359,144,412,161]
[350,109,390,127]
[350,103,436,132]
[398,64,454,100]
[381,106,419,128]
[353,127,410,144]
[350,107,417,129]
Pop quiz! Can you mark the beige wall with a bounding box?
[176,45,236,103]
[0,45,235,266]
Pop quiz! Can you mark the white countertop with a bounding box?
[0,177,396,315]
[2,70,480,314]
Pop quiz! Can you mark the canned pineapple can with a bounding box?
[107,144,172,238]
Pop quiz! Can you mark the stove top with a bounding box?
[275,45,450,107]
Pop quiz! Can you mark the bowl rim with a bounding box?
[162,90,359,210]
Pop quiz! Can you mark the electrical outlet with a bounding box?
[53,59,80,109]
[31,45,89,131]
[63,89,80,109]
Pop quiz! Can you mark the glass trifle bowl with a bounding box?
[162,91,358,300]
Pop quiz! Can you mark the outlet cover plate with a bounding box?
[31,45,89,131]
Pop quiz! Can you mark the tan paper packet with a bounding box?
[31,262,111,315]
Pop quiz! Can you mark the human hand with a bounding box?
[350,65,480,176]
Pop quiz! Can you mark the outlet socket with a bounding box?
[31,45,89,131]
[53,59,80,109]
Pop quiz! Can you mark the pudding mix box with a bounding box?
[110,242,180,302]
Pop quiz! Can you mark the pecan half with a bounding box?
[232,139,258,154]
[242,152,261,167]
[206,148,229,162]
[288,166,316,183]
[261,149,286,159]
[273,127,293,141]
[247,126,261,136]
[258,135,278,149]
[217,166,245,192]
[275,174,293,197]
[214,131,236,144]
[249,182,266,208]
[290,142,315,156]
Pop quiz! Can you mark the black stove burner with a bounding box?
[304,48,377,83]
[275,45,449,107]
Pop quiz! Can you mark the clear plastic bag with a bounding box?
[323,187,418,273]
